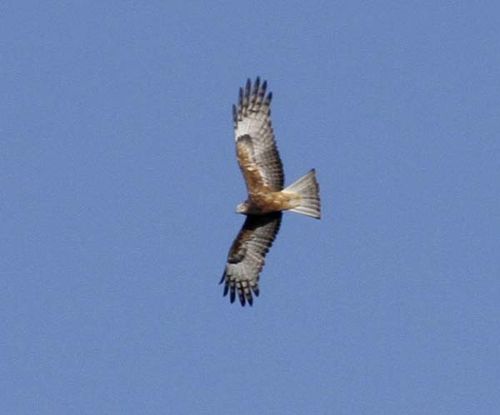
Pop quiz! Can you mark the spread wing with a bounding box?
[234,78,284,193]
[220,212,282,306]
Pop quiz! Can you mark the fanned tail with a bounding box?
[284,169,321,219]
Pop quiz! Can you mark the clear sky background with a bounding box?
[2,2,499,414]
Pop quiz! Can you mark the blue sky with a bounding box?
[2,1,499,414]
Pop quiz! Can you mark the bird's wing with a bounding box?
[234,78,284,193]
[220,212,282,306]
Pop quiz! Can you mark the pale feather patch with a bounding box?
[235,112,266,140]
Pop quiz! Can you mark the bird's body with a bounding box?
[220,78,321,306]
[237,190,299,215]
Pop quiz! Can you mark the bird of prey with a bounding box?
[220,78,321,306]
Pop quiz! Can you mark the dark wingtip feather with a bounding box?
[230,285,236,303]
[239,292,246,307]
[251,78,259,105]
[267,92,273,102]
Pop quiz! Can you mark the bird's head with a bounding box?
[236,202,248,214]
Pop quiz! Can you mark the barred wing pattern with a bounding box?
[220,212,282,306]
[233,78,284,192]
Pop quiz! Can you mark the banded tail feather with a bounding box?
[284,169,321,219]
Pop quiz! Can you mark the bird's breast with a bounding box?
[248,191,298,214]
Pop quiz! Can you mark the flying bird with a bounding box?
[220,78,321,306]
